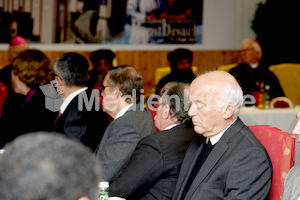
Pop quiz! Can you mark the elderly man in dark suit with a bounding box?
[96,65,157,183]
[109,82,196,200]
[53,52,109,152]
[173,71,272,200]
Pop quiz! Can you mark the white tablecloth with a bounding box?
[239,106,300,164]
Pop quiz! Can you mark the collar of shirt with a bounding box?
[115,103,133,120]
[209,119,237,145]
[164,123,180,131]
[60,87,88,114]
[250,63,259,69]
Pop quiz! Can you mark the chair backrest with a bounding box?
[155,66,198,85]
[269,63,300,106]
[0,82,8,118]
[217,63,237,72]
[248,125,295,200]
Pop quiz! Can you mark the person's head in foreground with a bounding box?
[155,82,191,131]
[240,39,262,64]
[188,70,243,137]
[0,132,101,200]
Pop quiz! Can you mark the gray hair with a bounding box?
[54,52,89,87]
[107,65,143,104]
[0,132,101,200]
[160,82,190,123]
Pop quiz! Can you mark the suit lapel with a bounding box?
[183,118,244,199]
[175,138,204,199]
[185,141,229,199]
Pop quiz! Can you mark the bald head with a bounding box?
[188,71,243,137]
[191,71,243,115]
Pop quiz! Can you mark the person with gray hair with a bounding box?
[53,52,109,152]
[0,132,101,200]
[229,39,284,101]
[96,65,157,183]
[173,71,272,200]
[109,82,196,200]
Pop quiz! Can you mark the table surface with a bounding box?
[239,106,300,164]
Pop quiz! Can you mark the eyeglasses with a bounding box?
[99,85,113,91]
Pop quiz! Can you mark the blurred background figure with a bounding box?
[0,36,28,95]
[110,82,195,200]
[229,39,284,100]
[156,48,195,94]
[0,49,57,148]
[0,132,101,200]
[88,49,115,90]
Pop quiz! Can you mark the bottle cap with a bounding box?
[265,85,270,90]
[99,181,109,188]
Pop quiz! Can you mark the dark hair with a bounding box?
[107,65,143,104]
[89,49,115,67]
[167,48,193,72]
[0,132,101,200]
[54,52,89,87]
[12,49,52,89]
[161,82,191,123]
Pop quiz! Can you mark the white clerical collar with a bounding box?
[60,87,88,114]
[115,103,133,120]
[209,119,237,145]
[164,123,180,130]
[250,63,259,69]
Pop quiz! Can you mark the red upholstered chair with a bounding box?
[0,82,8,118]
[248,125,295,200]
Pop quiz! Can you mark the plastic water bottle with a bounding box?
[99,181,109,200]
[264,85,271,109]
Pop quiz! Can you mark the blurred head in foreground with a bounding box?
[0,132,101,200]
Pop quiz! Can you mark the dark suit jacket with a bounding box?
[53,89,109,152]
[110,124,196,200]
[0,88,57,148]
[172,118,272,200]
[96,104,157,182]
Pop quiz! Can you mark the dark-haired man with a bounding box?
[53,52,109,152]
[156,48,195,94]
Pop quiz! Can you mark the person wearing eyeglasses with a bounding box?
[52,52,109,152]
[95,65,157,183]
[229,39,284,101]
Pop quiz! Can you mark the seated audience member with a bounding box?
[0,50,57,148]
[282,109,300,200]
[0,36,28,118]
[0,36,28,94]
[109,82,196,200]
[229,39,284,99]
[172,71,272,200]
[52,52,109,152]
[0,132,101,200]
[87,49,115,90]
[96,65,157,182]
[156,48,195,94]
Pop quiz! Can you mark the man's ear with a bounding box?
[162,104,170,119]
[223,103,235,119]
